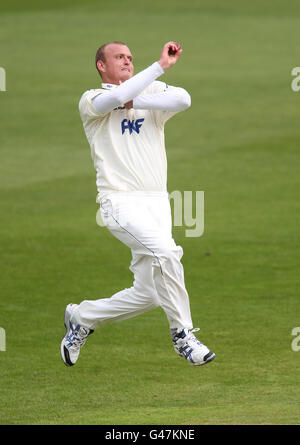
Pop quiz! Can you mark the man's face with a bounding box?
[98,43,134,84]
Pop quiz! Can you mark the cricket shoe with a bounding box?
[60,303,93,367]
[171,328,215,366]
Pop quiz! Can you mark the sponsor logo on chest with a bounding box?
[121,118,145,135]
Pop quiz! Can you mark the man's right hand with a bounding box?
[158,42,182,71]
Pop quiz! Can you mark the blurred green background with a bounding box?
[0,0,300,425]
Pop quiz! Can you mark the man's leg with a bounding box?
[73,253,160,330]
[151,244,193,330]
[97,193,215,366]
[61,250,160,366]
[61,192,215,366]
[97,192,194,330]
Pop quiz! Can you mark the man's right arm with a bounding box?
[91,62,164,115]
[91,42,183,115]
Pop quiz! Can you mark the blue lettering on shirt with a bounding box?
[121,118,145,135]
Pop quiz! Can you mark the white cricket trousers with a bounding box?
[74,191,193,331]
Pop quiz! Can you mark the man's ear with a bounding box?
[97,60,105,73]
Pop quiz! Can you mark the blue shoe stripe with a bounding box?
[182,347,194,361]
[66,321,81,347]
[179,345,190,353]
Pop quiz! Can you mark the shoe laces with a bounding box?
[67,325,90,348]
[186,328,202,346]
[191,328,200,333]
[173,327,201,343]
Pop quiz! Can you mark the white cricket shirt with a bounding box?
[79,67,184,201]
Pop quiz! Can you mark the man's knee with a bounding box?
[152,245,184,270]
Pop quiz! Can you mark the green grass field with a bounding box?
[1,0,300,425]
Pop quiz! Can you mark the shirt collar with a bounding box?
[102,82,118,90]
